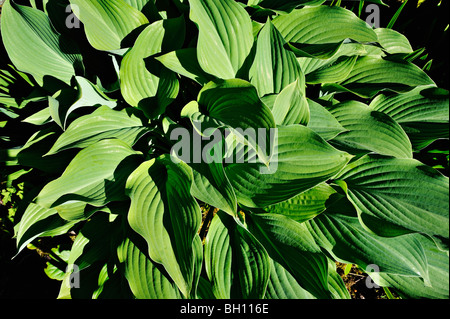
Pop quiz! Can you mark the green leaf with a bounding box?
[117,229,182,299]
[35,139,142,220]
[119,18,184,116]
[190,163,238,217]
[204,212,270,299]
[184,79,276,165]
[249,19,304,97]
[370,86,449,123]
[67,213,115,271]
[55,76,117,129]
[68,0,149,51]
[305,56,358,84]
[264,183,339,224]
[370,86,449,151]
[306,99,347,141]
[188,0,254,79]
[306,208,431,284]
[246,212,332,299]
[1,0,82,85]
[248,0,326,13]
[272,6,377,45]
[324,56,435,98]
[15,203,76,254]
[47,106,149,155]
[125,156,202,297]
[371,235,449,299]
[271,78,309,126]
[335,155,449,239]
[265,258,315,299]
[375,28,413,55]
[156,48,214,85]
[225,125,352,208]
[328,100,413,159]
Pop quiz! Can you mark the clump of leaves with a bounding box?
[0,0,448,299]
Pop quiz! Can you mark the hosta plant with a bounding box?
[0,0,448,299]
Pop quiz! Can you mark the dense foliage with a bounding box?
[0,0,448,299]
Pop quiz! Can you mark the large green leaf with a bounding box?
[204,212,270,299]
[271,78,309,126]
[15,203,76,254]
[117,229,183,299]
[306,208,431,284]
[1,0,82,85]
[47,106,149,155]
[190,161,238,217]
[335,155,449,239]
[375,28,413,55]
[272,6,377,45]
[156,48,214,85]
[182,79,276,165]
[306,99,347,141]
[225,125,352,208]
[120,18,183,116]
[35,139,142,220]
[370,86,449,150]
[165,119,238,216]
[248,0,326,13]
[371,235,449,299]
[324,56,435,98]
[125,156,202,297]
[246,212,332,299]
[53,76,117,130]
[69,0,149,51]
[264,183,339,224]
[188,0,254,79]
[249,19,304,97]
[328,100,413,158]
[305,56,358,84]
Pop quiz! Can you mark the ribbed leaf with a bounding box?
[1,0,82,85]
[183,79,276,165]
[35,139,142,220]
[271,78,309,126]
[117,230,183,299]
[156,48,214,85]
[371,235,449,299]
[120,18,183,116]
[189,0,254,79]
[15,203,76,254]
[306,99,347,141]
[370,86,449,150]
[335,155,449,239]
[329,100,413,158]
[69,0,149,51]
[225,125,352,208]
[246,212,332,299]
[204,212,270,299]
[247,0,326,13]
[190,162,237,216]
[273,6,377,44]
[306,209,431,284]
[264,183,338,224]
[125,156,202,297]
[47,106,148,155]
[375,28,413,55]
[249,20,304,97]
[51,76,117,130]
[325,56,435,98]
[305,56,358,84]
